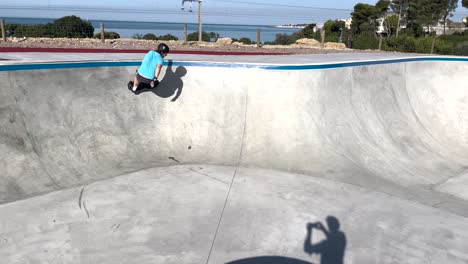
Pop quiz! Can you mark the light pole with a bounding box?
[396,4,402,37]
[198,0,203,42]
[390,2,402,37]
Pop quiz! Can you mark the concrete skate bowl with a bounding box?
[1,56,468,263]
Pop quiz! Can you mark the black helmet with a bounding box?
[157,43,170,54]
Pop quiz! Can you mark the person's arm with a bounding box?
[304,223,314,254]
[154,64,162,80]
[316,223,330,237]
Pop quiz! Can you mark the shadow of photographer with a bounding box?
[226,216,346,264]
[304,216,347,264]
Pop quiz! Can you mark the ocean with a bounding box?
[3,17,303,43]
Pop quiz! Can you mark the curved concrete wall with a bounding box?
[0,58,467,204]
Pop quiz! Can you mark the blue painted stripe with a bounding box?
[0,57,467,72]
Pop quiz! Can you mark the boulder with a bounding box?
[295,38,321,47]
[216,37,233,45]
[232,42,256,47]
[324,42,347,49]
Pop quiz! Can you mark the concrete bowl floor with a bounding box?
[2,165,468,264]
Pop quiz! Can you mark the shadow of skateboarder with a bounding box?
[131,61,186,102]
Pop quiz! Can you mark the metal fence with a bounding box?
[0,18,266,46]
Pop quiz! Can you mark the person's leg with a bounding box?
[132,75,139,92]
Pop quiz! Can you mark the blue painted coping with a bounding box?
[0,57,467,72]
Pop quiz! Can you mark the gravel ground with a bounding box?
[0,37,386,55]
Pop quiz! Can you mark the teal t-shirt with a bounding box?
[137,50,163,79]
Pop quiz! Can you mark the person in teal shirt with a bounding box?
[129,43,170,92]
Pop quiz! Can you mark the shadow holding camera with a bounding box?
[304,216,346,264]
[225,216,345,264]
[133,60,186,102]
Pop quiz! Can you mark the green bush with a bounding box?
[384,35,417,52]
[273,33,297,45]
[187,31,211,42]
[5,23,20,36]
[381,31,468,55]
[6,16,93,38]
[209,32,219,41]
[439,30,468,44]
[132,33,178,41]
[414,37,434,53]
[143,33,158,40]
[132,33,144,39]
[12,24,49,37]
[433,39,455,55]
[269,30,304,45]
[94,31,120,39]
[185,31,218,42]
[454,41,468,56]
[384,36,435,54]
[158,34,178,41]
[238,37,252,44]
[351,34,379,50]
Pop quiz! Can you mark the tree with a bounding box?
[441,0,458,34]
[385,15,400,36]
[351,3,378,35]
[323,20,347,42]
[351,1,389,36]
[406,0,448,34]
[6,16,93,38]
[324,20,345,32]
[375,0,391,14]
[389,0,409,36]
[52,16,94,38]
[463,0,468,27]
[389,0,410,17]
[302,24,317,38]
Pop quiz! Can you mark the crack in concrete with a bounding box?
[188,168,230,185]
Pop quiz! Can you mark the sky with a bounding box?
[0,0,467,25]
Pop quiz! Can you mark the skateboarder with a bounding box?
[129,43,170,92]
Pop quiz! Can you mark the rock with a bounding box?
[263,44,295,49]
[194,42,218,47]
[216,37,233,45]
[295,38,320,47]
[232,42,256,48]
[18,37,27,42]
[324,42,347,49]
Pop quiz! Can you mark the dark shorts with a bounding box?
[135,72,153,84]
